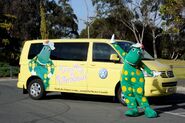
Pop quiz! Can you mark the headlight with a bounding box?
[160,71,174,78]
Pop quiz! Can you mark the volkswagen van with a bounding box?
[17,39,177,105]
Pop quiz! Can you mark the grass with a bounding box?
[157,59,185,79]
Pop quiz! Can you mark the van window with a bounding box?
[52,43,89,61]
[28,42,89,61]
[93,43,118,62]
[28,43,43,59]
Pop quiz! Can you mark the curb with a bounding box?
[0,78,18,82]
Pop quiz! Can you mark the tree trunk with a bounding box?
[152,30,157,58]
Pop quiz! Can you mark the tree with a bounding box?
[0,0,79,64]
[92,0,157,44]
[46,0,79,38]
[160,0,185,60]
[40,0,48,39]
[141,0,163,58]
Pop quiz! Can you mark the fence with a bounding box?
[0,66,19,78]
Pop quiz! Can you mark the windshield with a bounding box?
[116,41,154,60]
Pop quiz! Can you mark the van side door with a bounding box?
[53,42,89,92]
[87,42,123,95]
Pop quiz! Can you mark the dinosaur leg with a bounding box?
[133,79,157,118]
[121,81,139,117]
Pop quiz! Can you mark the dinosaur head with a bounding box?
[37,40,55,65]
[125,43,144,66]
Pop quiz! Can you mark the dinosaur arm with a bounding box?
[48,59,55,74]
[29,56,37,72]
[112,43,127,59]
[140,62,154,76]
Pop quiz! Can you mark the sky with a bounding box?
[69,0,96,33]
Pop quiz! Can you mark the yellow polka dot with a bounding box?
[128,94,132,96]
[137,87,143,94]
[44,74,47,79]
[128,87,132,91]
[131,103,134,106]
[124,71,128,75]
[131,72,135,76]
[122,69,124,74]
[44,80,46,82]
[131,77,136,82]
[133,89,135,92]
[125,99,130,104]
[136,70,141,75]
[124,77,128,81]
[122,52,126,56]
[122,86,127,92]
[142,97,147,102]
[139,78,144,82]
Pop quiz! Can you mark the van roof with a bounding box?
[24,38,133,44]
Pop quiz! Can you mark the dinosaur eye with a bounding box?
[137,51,142,55]
[132,48,135,52]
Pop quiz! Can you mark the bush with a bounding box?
[0,62,19,77]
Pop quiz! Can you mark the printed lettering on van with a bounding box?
[56,64,87,84]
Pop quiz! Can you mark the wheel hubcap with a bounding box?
[30,83,41,97]
[121,93,125,102]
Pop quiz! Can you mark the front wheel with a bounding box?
[117,86,127,106]
[28,79,45,100]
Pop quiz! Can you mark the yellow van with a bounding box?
[17,39,177,105]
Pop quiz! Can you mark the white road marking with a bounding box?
[162,111,185,118]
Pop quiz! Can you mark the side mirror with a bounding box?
[110,54,119,61]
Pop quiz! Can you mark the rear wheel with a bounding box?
[28,79,45,100]
[117,86,127,106]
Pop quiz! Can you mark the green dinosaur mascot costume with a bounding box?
[29,40,55,89]
[111,35,161,118]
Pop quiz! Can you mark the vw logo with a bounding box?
[99,68,108,79]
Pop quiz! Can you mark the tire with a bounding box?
[28,79,45,100]
[117,86,127,106]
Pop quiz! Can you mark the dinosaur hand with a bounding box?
[110,34,115,43]
[153,71,161,77]
[31,70,36,75]
[48,73,53,78]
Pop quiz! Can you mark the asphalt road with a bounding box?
[0,80,185,123]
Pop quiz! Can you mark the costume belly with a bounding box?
[121,63,149,108]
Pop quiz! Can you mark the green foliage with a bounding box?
[0,62,19,77]
[0,0,78,65]
[160,0,185,60]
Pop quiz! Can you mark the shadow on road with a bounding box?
[44,92,115,104]
[148,93,185,114]
[44,92,185,106]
